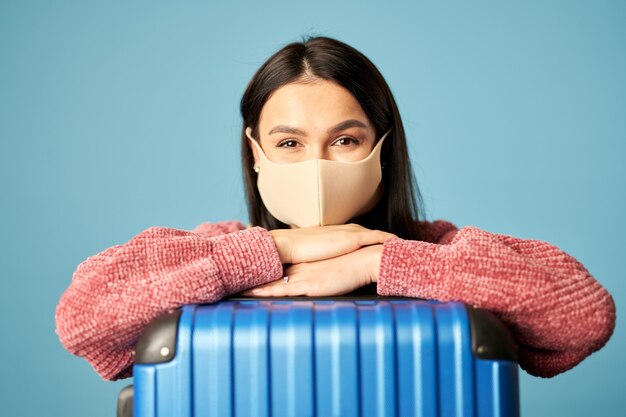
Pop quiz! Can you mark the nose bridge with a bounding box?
[307,142,329,160]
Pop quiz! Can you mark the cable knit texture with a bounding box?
[55,219,615,381]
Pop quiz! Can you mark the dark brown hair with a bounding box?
[240,36,425,240]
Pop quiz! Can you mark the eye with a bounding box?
[332,136,359,147]
[277,139,300,148]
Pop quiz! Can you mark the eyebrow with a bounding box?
[268,119,369,136]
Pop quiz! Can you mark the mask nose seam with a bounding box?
[316,159,323,225]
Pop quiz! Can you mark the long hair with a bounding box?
[240,36,425,240]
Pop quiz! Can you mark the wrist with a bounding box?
[268,230,287,264]
[365,244,384,283]
[269,229,290,264]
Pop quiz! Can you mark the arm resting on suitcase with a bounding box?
[55,224,283,381]
[376,221,616,378]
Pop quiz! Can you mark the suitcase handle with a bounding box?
[135,309,182,365]
[117,384,133,417]
[467,305,518,361]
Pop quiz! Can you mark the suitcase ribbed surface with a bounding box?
[134,299,519,417]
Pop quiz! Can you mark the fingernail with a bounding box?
[252,288,265,294]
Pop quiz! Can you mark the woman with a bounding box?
[55,36,615,382]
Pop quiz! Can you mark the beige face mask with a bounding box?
[246,127,391,228]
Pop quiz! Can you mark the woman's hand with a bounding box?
[241,244,384,297]
[270,224,395,264]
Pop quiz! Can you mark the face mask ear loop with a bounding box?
[378,129,392,170]
[245,126,272,166]
[358,128,392,163]
[378,129,392,148]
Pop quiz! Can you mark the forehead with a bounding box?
[258,80,371,134]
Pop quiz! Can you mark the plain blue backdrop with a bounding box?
[1,1,623,416]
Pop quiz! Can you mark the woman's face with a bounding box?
[251,79,376,164]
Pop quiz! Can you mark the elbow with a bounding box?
[54,241,128,354]
[567,270,616,355]
[557,275,616,355]
[554,280,615,376]
[55,291,79,355]
[517,288,615,379]
[55,263,106,356]
[55,280,93,357]
[55,269,134,381]
[587,286,616,353]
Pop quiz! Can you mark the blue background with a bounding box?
[1,1,623,416]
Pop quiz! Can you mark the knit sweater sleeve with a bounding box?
[377,220,616,378]
[54,222,283,381]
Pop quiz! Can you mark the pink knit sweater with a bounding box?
[54,219,615,381]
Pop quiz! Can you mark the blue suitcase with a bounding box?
[118,297,519,417]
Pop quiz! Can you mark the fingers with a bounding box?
[270,224,398,266]
[241,262,322,297]
[241,278,309,297]
[351,224,397,247]
[241,249,372,298]
[367,230,398,245]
